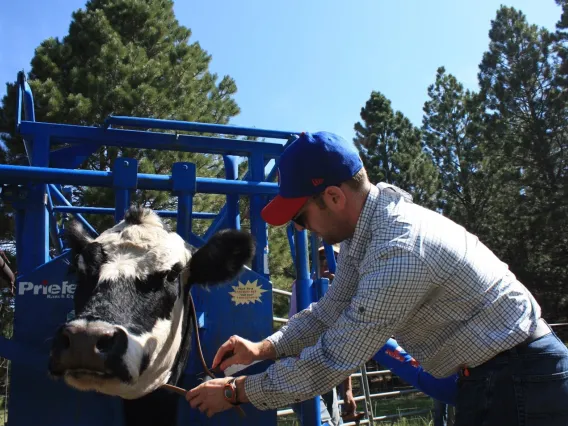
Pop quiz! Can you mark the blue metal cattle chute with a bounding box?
[0,72,324,426]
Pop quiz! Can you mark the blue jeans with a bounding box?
[455,331,568,425]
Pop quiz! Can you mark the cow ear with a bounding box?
[186,229,255,285]
[64,220,93,259]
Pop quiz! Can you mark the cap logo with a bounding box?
[312,178,324,186]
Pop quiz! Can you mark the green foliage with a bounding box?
[476,6,568,317]
[353,91,439,208]
[0,0,239,232]
[422,66,496,236]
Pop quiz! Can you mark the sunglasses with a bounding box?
[291,192,323,228]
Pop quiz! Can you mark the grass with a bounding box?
[277,392,436,425]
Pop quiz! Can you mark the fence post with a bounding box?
[172,162,196,242]
[294,228,321,426]
[360,363,375,426]
[113,158,138,223]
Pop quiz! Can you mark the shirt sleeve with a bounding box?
[245,245,430,410]
[265,245,360,358]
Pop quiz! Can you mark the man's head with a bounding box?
[261,131,370,244]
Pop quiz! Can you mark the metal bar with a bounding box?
[48,185,98,237]
[272,317,289,324]
[272,288,292,297]
[45,186,64,255]
[294,228,321,426]
[17,72,34,162]
[19,121,285,158]
[249,152,269,277]
[21,134,50,272]
[373,409,432,422]
[350,370,392,378]
[172,162,196,242]
[343,420,370,426]
[103,115,299,140]
[51,206,216,219]
[369,389,421,399]
[360,363,375,426]
[223,155,240,230]
[113,158,138,223]
[0,165,279,195]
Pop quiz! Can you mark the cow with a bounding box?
[47,206,255,426]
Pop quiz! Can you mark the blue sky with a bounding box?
[0,0,562,143]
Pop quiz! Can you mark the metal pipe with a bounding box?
[48,185,98,237]
[223,155,240,230]
[103,115,298,140]
[0,165,279,195]
[51,206,217,219]
[19,122,286,158]
[294,228,321,426]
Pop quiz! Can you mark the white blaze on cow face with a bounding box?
[49,206,255,400]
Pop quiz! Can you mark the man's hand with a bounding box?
[212,335,276,372]
[321,271,335,281]
[185,377,235,418]
[343,389,357,415]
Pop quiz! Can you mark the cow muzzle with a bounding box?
[49,320,128,381]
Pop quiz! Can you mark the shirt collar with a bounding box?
[346,184,380,261]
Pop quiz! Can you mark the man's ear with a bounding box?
[323,185,347,211]
[186,229,255,286]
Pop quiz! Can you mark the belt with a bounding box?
[459,318,552,377]
[519,317,551,347]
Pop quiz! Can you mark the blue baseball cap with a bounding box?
[261,131,364,226]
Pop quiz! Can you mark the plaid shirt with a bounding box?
[244,183,541,410]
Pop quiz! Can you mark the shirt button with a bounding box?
[295,399,301,402]
[359,306,365,313]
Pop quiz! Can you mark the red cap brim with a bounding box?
[261,195,309,226]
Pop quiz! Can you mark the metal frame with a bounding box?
[0,72,329,426]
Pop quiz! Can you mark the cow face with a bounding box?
[47,207,254,400]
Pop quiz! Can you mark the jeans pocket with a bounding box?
[515,369,568,426]
[455,373,493,426]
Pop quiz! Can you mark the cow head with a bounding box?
[47,207,254,400]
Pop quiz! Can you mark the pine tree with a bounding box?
[478,6,568,318]
[422,67,495,236]
[0,0,240,234]
[353,91,439,208]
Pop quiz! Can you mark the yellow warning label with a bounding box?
[229,280,268,306]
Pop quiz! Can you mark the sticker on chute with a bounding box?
[229,280,267,305]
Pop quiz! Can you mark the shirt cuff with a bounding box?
[244,372,279,410]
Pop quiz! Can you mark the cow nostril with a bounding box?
[96,332,118,353]
[55,330,71,351]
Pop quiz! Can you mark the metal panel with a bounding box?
[179,268,277,426]
[8,252,125,426]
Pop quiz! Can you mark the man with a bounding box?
[186,131,568,425]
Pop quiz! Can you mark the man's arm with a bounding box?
[243,246,430,410]
[266,247,359,358]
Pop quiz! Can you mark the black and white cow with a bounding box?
[48,206,254,426]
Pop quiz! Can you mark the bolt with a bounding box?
[183,165,188,170]
[124,161,129,167]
